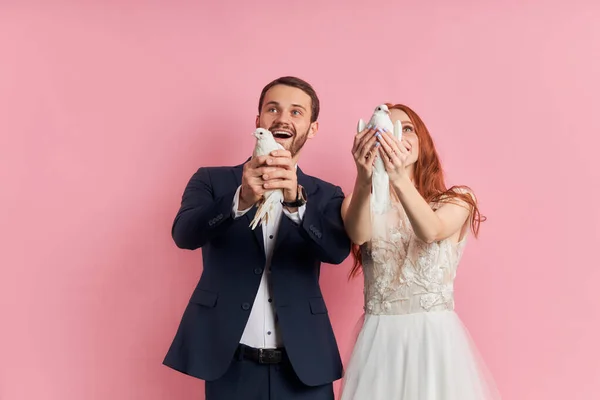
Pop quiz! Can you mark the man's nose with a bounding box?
[274,111,291,124]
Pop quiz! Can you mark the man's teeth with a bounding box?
[273,131,292,138]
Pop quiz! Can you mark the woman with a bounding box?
[339,104,500,399]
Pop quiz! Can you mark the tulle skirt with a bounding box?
[339,311,501,400]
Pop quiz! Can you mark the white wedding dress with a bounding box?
[340,197,501,400]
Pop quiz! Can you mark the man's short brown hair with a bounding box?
[258,76,320,123]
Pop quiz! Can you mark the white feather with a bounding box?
[249,128,285,230]
[357,104,403,214]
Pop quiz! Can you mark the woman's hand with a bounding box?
[352,126,380,185]
[375,129,412,183]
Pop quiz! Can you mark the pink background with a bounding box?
[1,1,599,399]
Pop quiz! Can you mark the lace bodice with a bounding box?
[361,201,468,315]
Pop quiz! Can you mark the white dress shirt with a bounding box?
[231,185,306,349]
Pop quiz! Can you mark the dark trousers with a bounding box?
[205,345,334,400]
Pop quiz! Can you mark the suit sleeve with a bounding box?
[171,168,238,250]
[297,185,351,265]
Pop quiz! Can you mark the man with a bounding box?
[163,76,352,399]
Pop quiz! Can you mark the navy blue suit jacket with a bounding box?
[163,162,352,387]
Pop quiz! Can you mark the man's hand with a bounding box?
[239,156,278,211]
[260,150,298,203]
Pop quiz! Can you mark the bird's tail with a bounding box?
[249,190,284,230]
[371,168,391,215]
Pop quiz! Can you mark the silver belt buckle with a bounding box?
[258,348,280,364]
[258,348,267,364]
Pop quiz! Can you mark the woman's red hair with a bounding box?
[349,103,486,278]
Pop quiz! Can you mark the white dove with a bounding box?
[357,104,403,214]
[249,127,286,230]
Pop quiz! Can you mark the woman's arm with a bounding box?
[341,181,373,246]
[391,176,471,243]
[341,126,380,245]
[377,130,472,243]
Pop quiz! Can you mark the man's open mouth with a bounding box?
[272,130,293,139]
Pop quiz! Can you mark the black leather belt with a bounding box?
[236,344,285,364]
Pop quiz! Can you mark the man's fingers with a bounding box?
[265,156,293,169]
[244,178,265,192]
[245,165,279,177]
[264,179,295,190]
[262,169,294,180]
[250,155,271,167]
[270,149,292,158]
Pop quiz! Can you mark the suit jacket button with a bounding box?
[254,268,263,275]
[242,303,250,310]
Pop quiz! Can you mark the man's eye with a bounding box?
[268,108,278,113]
[292,110,301,116]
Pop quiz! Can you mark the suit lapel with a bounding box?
[273,167,318,251]
[232,162,264,251]
[296,167,318,197]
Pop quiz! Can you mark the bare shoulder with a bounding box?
[452,185,477,200]
[437,186,477,209]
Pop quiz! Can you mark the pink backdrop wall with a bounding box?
[1,1,599,399]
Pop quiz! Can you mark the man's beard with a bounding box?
[288,131,309,156]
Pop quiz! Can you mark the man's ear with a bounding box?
[255,115,260,128]
[307,121,319,139]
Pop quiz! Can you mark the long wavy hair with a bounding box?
[349,103,486,278]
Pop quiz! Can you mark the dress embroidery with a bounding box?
[362,201,466,315]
